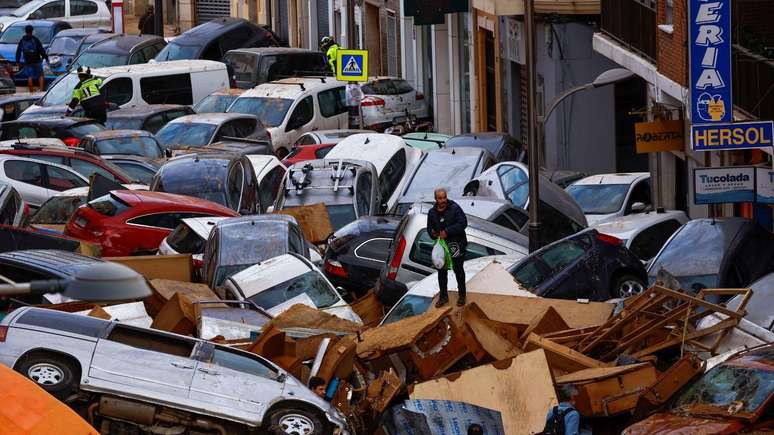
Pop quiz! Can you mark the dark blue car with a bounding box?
[0,20,71,83]
[45,27,107,78]
[508,228,647,301]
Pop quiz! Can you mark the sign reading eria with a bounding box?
[689,0,732,124]
[336,49,368,82]
[692,120,774,151]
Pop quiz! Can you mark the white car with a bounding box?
[566,172,651,225]
[221,253,362,324]
[0,0,111,33]
[246,155,286,213]
[227,77,350,156]
[324,133,422,212]
[0,154,88,209]
[360,77,429,131]
[591,210,689,263]
[381,255,525,325]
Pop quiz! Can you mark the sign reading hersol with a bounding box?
[635,120,684,153]
[336,49,368,82]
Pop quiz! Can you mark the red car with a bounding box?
[64,190,238,256]
[282,143,336,166]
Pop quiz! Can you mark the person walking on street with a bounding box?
[320,36,339,75]
[66,67,107,124]
[139,5,155,35]
[427,187,467,307]
[15,25,48,93]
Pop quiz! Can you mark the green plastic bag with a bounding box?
[438,239,453,270]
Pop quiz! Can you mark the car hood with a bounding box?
[623,413,745,435]
[19,103,69,118]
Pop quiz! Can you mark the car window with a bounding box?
[361,79,397,95]
[141,44,162,61]
[0,188,19,224]
[164,109,193,123]
[70,0,98,15]
[356,171,372,216]
[497,164,529,208]
[315,145,332,159]
[17,99,35,112]
[128,49,147,65]
[285,96,313,131]
[218,26,255,52]
[539,235,592,275]
[539,201,585,242]
[355,238,392,262]
[102,77,133,106]
[216,122,237,141]
[143,114,165,133]
[232,118,257,137]
[209,347,278,379]
[45,165,86,191]
[113,161,155,184]
[34,0,64,18]
[16,309,109,337]
[140,73,193,105]
[11,126,41,139]
[512,260,546,289]
[409,229,501,268]
[294,134,316,146]
[626,179,651,213]
[226,52,257,82]
[493,212,521,232]
[258,165,285,212]
[69,158,118,181]
[107,324,195,358]
[628,219,682,262]
[318,87,347,118]
[4,160,43,185]
[379,149,406,204]
[288,227,305,255]
[127,212,213,229]
[227,164,244,211]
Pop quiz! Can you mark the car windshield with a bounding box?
[156,123,216,148]
[228,97,292,127]
[402,153,482,204]
[219,224,289,267]
[10,1,40,17]
[96,136,162,158]
[671,363,774,416]
[0,25,50,44]
[48,35,84,55]
[41,72,88,106]
[648,222,724,292]
[193,94,238,113]
[247,270,340,310]
[156,164,228,205]
[155,42,199,61]
[70,52,128,70]
[382,294,433,325]
[166,224,204,254]
[327,204,357,231]
[566,184,629,215]
[213,264,251,288]
[31,195,84,224]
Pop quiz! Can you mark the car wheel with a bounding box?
[16,354,78,399]
[267,407,327,435]
[614,274,645,298]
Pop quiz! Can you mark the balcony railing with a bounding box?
[734,46,774,121]
[600,0,657,62]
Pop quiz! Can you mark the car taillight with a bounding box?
[415,91,425,101]
[361,96,385,107]
[386,236,406,281]
[597,233,623,246]
[0,325,8,342]
[325,259,348,278]
[63,137,80,147]
[192,258,204,268]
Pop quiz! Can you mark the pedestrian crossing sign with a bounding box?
[336,49,368,82]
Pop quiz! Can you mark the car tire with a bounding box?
[16,354,79,399]
[614,274,646,298]
[267,406,327,435]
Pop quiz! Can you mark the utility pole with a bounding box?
[525,0,540,252]
[154,0,164,37]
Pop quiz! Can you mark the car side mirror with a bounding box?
[631,202,647,213]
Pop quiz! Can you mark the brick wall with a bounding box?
[733,0,774,46]
[656,0,687,86]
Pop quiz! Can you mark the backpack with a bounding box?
[541,405,574,435]
[20,37,40,64]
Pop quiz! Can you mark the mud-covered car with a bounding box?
[0,307,349,434]
[624,344,774,434]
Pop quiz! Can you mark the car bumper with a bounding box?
[374,275,409,306]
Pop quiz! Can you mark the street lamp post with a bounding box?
[524,0,540,252]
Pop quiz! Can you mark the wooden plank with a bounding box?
[555,363,652,384]
[631,318,739,359]
[273,203,333,244]
[525,333,607,373]
[147,279,222,317]
[357,307,451,360]
[520,306,570,343]
[107,254,193,282]
[461,303,521,360]
[410,350,557,435]
[566,363,658,417]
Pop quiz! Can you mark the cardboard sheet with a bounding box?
[270,303,361,333]
[274,202,334,244]
[357,307,452,360]
[107,254,193,282]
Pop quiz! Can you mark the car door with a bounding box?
[189,343,283,422]
[624,178,652,215]
[257,164,285,213]
[532,233,595,299]
[282,95,315,148]
[30,0,65,20]
[68,0,99,27]
[43,163,88,192]
[2,159,50,208]
[317,86,348,130]
[88,324,198,398]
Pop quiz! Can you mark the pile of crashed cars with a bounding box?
[0,17,772,435]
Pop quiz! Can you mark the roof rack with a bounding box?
[286,159,356,195]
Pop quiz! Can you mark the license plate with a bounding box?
[74,216,88,228]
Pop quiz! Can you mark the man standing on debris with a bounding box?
[428,187,467,307]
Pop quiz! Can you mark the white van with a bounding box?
[24,60,229,118]
[227,77,350,156]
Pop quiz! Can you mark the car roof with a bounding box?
[173,17,260,42]
[108,104,189,117]
[312,129,371,140]
[455,196,517,219]
[228,47,323,56]
[168,112,256,125]
[90,59,226,77]
[87,34,162,53]
[400,147,491,203]
[0,154,88,177]
[332,215,401,238]
[109,189,236,213]
[81,32,116,44]
[244,77,346,99]
[325,133,409,173]
[572,172,650,186]
[592,211,689,240]
[0,249,104,276]
[205,88,247,97]
[87,129,155,140]
[101,154,162,167]
[53,28,106,38]
[215,214,297,233]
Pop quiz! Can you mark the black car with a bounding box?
[155,17,278,62]
[0,93,43,121]
[100,154,161,185]
[223,47,328,89]
[105,104,194,134]
[150,153,258,214]
[69,34,167,71]
[509,229,647,300]
[74,32,116,58]
[445,132,524,163]
[324,215,401,298]
[79,129,164,158]
[0,118,105,144]
[647,218,774,296]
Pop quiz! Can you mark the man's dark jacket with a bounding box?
[16,35,47,64]
[426,200,468,246]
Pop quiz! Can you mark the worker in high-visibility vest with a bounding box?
[66,67,106,124]
[320,36,339,75]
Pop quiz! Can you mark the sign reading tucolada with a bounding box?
[694,166,755,204]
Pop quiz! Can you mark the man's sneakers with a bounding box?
[435,297,449,308]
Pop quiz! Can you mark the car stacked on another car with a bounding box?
[0,0,111,32]
[0,154,88,209]
[105,104,194,134]
[566,172,651,225]
[156,113,270,153]
[192,88,245,113]
[591,210,689,263]
[79,129,164,159]
[223,47,328,89]
[359,77,428,132]
[44,27,107,77]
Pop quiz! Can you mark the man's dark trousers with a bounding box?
[437,253,466,301]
